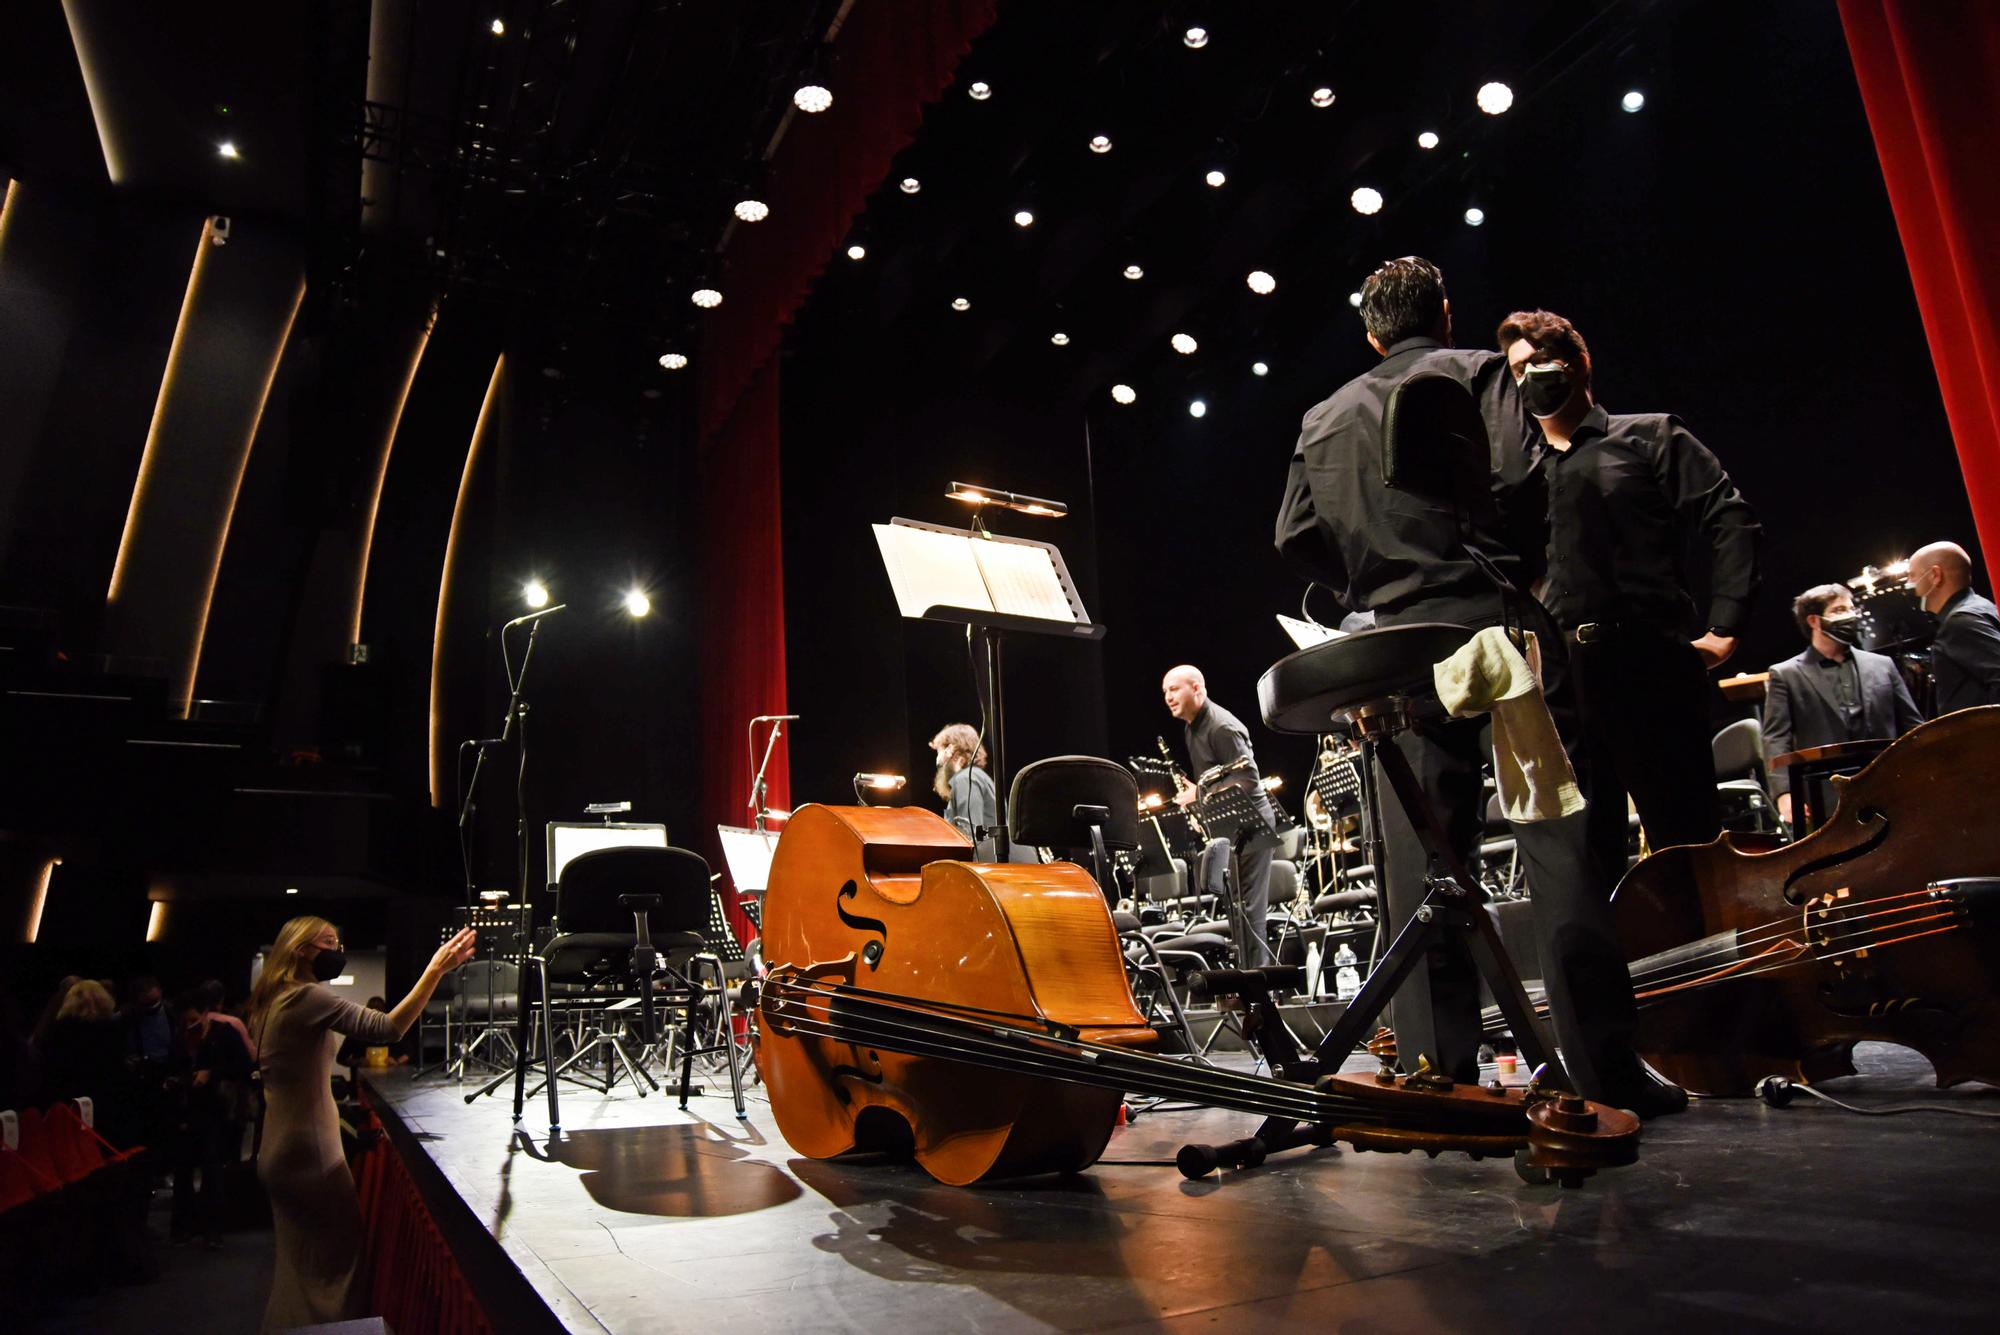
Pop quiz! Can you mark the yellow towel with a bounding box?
[1432,627,1584,823]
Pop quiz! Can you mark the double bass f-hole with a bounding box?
[835,880,889,968]
[1781,807,1891,906]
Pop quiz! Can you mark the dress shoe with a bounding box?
[1599,1069,1688,1120]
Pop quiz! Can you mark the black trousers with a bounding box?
[1566,628,1721,886]
[1376,713,1649,1097]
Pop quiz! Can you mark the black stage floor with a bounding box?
[366,1044,2000,1333]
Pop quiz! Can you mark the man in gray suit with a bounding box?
[1761,582,1923,824]
[1909,541,2000,715]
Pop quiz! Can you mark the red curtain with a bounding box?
[355,1110,493,1335]
[1840,0,2000,586]
[695,0,999,929]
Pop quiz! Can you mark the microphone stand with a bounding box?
[748,721,783,834]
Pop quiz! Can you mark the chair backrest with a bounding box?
[1008,756,1141,851]
[555,845,715,936]
[1712,717,1766,782]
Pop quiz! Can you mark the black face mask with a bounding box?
[1520,364,1575,419]
[1820,613,1864,648]
[311,948,348,982]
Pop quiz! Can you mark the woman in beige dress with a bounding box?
[249,916,475,1332]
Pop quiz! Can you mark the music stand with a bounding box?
[1195,784,1275,967]
[873,518,1105,805]
[716,824,779,932]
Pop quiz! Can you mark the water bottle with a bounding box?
[1303,940,1324,997]
[1333,942,1361,1002]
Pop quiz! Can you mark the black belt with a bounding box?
[1564,619,1682,646]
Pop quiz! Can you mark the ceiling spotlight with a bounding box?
[1464,206,1486,226]
[1310,87,1336,109]
[1348,291,1364,308]
[1123,264,1144,280]
[733,199,769,222]
[1477,81,1515,115]
[969,81,993,101]
[1204,169,1227,188]
[794,84,833,114]
[489,18,505,36]
[523,580,549,608]
[624,590,652,618]
[899,177,921,194]
[1170,333,1198,355]
[691,288,723,308]
[846,244,866,261]
[1013,209,1035,227]
[1246,270,1276,295]
[1252,361,1270,377]
[1188,399,1208,419]
[1089,134,1113,154]
[1050,332,1070,346]
[217,141,240,160]
[1621,89,1646,114]
[1350,186,1384,215]
[951,297,970,311]
[658,352,688,370]
[285,886,299,895]
[1110,384,1137,405]
[1183,27,1209,49]
[1417,130,1440,150]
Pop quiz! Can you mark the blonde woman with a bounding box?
[250,917,475,1332]
[929,723,996,839]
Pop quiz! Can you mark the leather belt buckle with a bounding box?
[1574,622,1607,645]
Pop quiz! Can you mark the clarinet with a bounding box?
[1155,737,1208,840]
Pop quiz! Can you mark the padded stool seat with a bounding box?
[1153,931,1231,957]
[1311,888,1378,915]
[1258,623,1475,734]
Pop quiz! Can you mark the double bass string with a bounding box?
[1624,889,1961,996]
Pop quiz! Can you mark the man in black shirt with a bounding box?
[1276,258,1681,1115]
[1908,540,2000,713]
[1162,665,1277,966]
[1762,584,1923,825]
[1497,310,1761,882]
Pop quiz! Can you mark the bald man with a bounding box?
[1163,665,1278,966]
[1909,541,2000,715]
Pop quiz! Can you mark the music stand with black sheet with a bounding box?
[873,518,1106,803]
[1194,784,1276,967]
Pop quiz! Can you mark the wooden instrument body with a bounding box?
[756,804,1156,1185]
[1615,707,2000,1095]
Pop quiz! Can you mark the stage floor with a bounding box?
[366,1044,2000,1334]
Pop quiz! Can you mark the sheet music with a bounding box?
[716,825,782,894]
[971,538,1077,622]
[1277,614,1344,649]
[873,523,995,617]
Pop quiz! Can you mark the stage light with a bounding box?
[217,141,240,160]
[1350,186,1383,215]
[1171,333,1198,354]
[658,352,688,370]
[1464,206,1486,226]
[691,288,722,308]
[1348,291,1363,308]
[1089,134,1113,154]
[285,886,299,895]
[1252,361,1269,376]
[1188,399,1207,419]
[947,481,1068,517]
[523,580,549,608]
[969,81,993,101]
[794,84,833,114]
[899,177,921,194]
[1246,270,1276,295]
[1418,130,1440,150]
[489,18,505,35]
[1310,87,1336,108]
[951,297,970,311]
[846,244,866,260]
[1013,209,1034,227]
[1477,81,1514,115]
[1205,169,1227,188]
[1123,264,1144,280]
[853,772,906,805]
[1622,89,1646,113]
[1183,27,1208,49]
[1111,384,1137,405]
[624,590,652,618]
[734,199,769,222]
[1050,332,1070,346]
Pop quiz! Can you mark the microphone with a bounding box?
[752,714,801,723]
[504,603,568,629]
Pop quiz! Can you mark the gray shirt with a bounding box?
[945,764,999,838]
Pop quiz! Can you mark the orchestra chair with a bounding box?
[1008,757,1207,1057]
[1711,717,1777,834]
[527,846,746,1131]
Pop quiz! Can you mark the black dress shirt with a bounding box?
[1760,645,1923,793]
[1276,337,1532,626]
[1931,588,2000,714]
[1184,700,1277,823]
[1526,406,1761,637]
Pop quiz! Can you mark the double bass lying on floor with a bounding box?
[752,804,1638,1186]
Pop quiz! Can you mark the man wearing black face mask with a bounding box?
[1497,310,1761,883]
[1908,541,2000,715]
[1762,583,1923,825]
